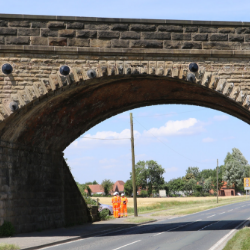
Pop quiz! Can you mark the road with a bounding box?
[41,200,250,250]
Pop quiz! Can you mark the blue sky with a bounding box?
[3,0,250,184]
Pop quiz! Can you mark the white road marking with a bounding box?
[228,209,233,212]
[209,217,250,250]
[153,232,163,236]
[219,212,225,215]
[198,221,221,231]
[207,215,215,218]
[112,240,141,250]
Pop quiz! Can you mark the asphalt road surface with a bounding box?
[42,200,250,250]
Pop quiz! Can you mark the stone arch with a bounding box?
[1,63,250,151]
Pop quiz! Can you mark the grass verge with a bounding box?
[0,244,20,250]
[125,217,155,224]
[126,197,249,216]
[223,227,250,250]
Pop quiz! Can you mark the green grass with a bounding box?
[127,197,248,216]
[125,217,155,224]
[223,227,250,250]
[0,244,19,250]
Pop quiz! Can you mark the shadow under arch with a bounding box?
[1,74,250,151]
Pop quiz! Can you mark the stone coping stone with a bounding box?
[1,44,250,58]
[1,13,250,26]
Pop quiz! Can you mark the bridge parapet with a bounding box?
[1,14,250,52]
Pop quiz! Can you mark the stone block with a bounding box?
[31,22,47,28]
[9,21,30,27]
[172,33,191,40]
[85,24,109,30]
[218,27,235,33]
[41,29,58,37]
[199,27,217,33]
[130,40,162,48]
[111,24,128,31]
[0,36,4,44]
[244,35,250,42]
[236,27,250,34]
[181,42,202,49]
[229,34,244,42]
[130,24,156,31]
[18,28,40,36]
[49,38,67,46]
[90,39,110,48]
[58,30,75,37]
[6,36,30,45]
[0,28,17,35]
[111,39,129,48]
[97,31,120,39]
[30,37,48,45]
[67,22,84,29]
[0,21,7,27]
[48,22,65,29]
[210,34,228,41]
[76,30,97,38]
[142,32,171,40]
[203,42,240,50]
[241,43,250,50]
[163,41,182,49]
[192,34,208,41]
[120,31,140,39]
[158,25,183,32]
[68,38,89,47]
[185,26,198,32]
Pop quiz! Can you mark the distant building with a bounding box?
[112,180,125,195]
[86,180,125,195]
[210,181,235,196]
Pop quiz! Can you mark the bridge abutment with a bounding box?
[0,141,89,233]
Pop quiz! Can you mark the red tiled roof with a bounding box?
[112,180,125,192]
[87,184,103,193]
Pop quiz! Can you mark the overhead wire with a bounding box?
[133,117,210,165]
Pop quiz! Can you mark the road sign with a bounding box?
[244,178,250,190]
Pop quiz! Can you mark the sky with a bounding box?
[2,0,250,184]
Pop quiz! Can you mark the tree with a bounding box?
[223,148,249,191]
[124,180,133,196]
[184,179,196,195]
[101,179,114,195]
[131,160,165,196]
[203,177,213,193]
[183,173,195,182]
[93,180,98,185]
[167,178,185,195]
[186,167,200,180]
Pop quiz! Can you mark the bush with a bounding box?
[0,244,19,250]
[140,190,148,197]
[0,221,15,237]
[99,209,110,220]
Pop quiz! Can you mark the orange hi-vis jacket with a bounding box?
[121,196,128,217]
[112,196,118,204]
[121,197,128,206]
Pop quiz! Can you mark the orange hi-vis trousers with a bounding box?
[112,196,121,218]
[120,197,128,217]
[113,203,119,218]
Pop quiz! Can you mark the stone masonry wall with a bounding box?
[1,14,250,50]
[0,140,89,233]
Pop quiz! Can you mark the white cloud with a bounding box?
[213,115,229,121]
[143,118,203,137]
[202,137,216,143]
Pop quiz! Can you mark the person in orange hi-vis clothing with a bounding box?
[120,193,128,217]
[112,192,118,218]
[116,192,121,218]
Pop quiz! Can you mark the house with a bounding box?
[210,181,235,196]
[85,180,125,195]
[87,184,104,195]
[112,180,125,195]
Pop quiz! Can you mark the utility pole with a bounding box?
[217,159,219,204]
[130,113,138,217]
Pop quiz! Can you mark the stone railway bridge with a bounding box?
[1,14,250,232]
